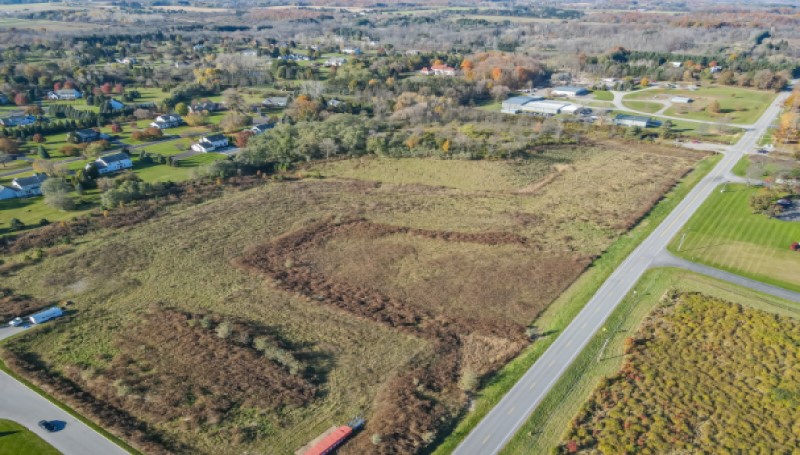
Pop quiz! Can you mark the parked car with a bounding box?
[38,420,57,432]
[8,317,23,327]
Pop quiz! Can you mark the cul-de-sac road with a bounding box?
[454,86,798,455]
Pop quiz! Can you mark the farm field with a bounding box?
[502,267,800,454]
[0,141,707,455]
[669,183,800,291]
[0,419,61,455]
[624,86,777,125]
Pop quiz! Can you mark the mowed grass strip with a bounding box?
[669,183,800,291]
[500,267,800,454]
[0,419,61,455]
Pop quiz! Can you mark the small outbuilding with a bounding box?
[671,96,693,104]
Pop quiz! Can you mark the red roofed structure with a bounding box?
[301,426,353,455]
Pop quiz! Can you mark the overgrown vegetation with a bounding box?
[558,292,800,453]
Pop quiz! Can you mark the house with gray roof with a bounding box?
[0,115,37,127]
[89,152,133,175]
[0,173,48,199]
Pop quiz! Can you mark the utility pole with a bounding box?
[678,232,687,252]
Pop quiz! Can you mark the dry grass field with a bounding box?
[0,141,708,454]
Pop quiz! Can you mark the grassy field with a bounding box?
[621,100,663,114]
[624,86,777,125]
[592,91,613,102]
[0,419,61,455]
[430,152,720,454]
[669,183,800,291]
[1,142,708,454]
[501,267,800,454]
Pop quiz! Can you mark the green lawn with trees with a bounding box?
[669,184,800,291]
[0,419,61,455]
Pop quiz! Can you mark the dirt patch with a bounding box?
[234,218,586,452]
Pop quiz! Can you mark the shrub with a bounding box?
[9,218,25,231]
[215,321,233,339]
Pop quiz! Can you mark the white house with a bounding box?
[551,86,589,97]
[191,134,229,153]
[0,173,48,199]
[241,49,258,57]
[116,57,137,64]
[89,152,133,175]
[670,61,683,68]
[671,96,693,104]
[324,57,346,67]
[614,114,658,128]
[420,64,456,77]
[150,114,182,129]
[342,47,362,55]
[47,88,82,100]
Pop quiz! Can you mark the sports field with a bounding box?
[669,184,800,291]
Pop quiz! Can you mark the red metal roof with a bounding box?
[304,426,352,455]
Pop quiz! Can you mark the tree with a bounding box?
[286,94,321,121]
[9,218,25,231]
[707,100,721,114]
[717,70,735,85]
[0,138,19,154]
[219,112,252,133]
[37,145,49,159]
[41,177,75,210]
[223,88,245,113]
[174,102,189,116]
[32,133,45,143]
[13,92,29,106]
[234,130,254,148]
[184,112,209,127]
[639,77,650,87]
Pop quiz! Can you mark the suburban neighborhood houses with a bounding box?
[150,114,183,129]
[88,152,133,175]
[191,134,229,153]
[0,173,48,200]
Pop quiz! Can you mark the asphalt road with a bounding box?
[453,88,792,455]
[0,325,129,455]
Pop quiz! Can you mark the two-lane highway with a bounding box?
[453,88,792,455]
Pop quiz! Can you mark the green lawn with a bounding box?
[732,155,749,177]
[624,86,777,125]
[430,154,722,454]
[0,195,93,235]
[500,267,800,454]
[669,183,800,291]
[592,90,613,101]
[621,100,662,114]
[0,419,61,455]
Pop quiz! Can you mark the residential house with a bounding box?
[116,57,137,64]
[47,88,82,100]
[342,47,362,55]
[710,65,723,73]
[191,134,229,153]
[88,152,133,175]
[551,86,589,97]
[150,114,182,129]
[420,64,456,77]
[670,61,683,68]
[192,43,206,51]
[241,49,258,57]
[189,101,219,113]
[74,129,101,143]
[0,115,36,127]
[671,96,693,104]
[251,123,273,135]
[327,99,345,109]
[324,57,346,67]
[613,114,658,128]
[0,173,48,199]
[262,97,289,109]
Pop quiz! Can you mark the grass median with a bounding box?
[429,152,721,454]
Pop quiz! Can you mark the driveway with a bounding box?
[0,325,129,455]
